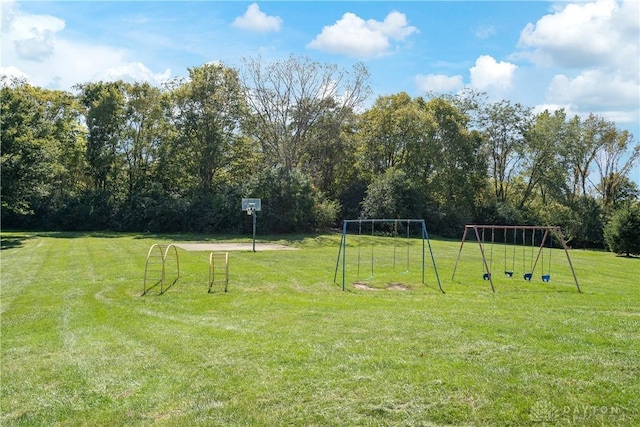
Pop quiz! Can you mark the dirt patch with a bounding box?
[353,282,380,291]
[174,243,298,252]
[352,282,411,291]
[387,283,410,291]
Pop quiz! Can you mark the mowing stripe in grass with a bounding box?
[1,232,639,426]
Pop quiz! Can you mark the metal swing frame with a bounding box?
[334,219,444,293]
[451,225,581,293]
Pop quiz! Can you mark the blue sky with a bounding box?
[2,0,639,182]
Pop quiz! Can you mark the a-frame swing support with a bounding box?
[451,225,581,293]
[333,219,444,293]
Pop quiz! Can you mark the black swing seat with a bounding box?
[541,274,551,282]
[523,273,533,281]
[482,273,491,281]
[504,271,513,277]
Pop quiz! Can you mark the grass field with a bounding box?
[1,231,639,426]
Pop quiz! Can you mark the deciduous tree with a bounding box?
[241,55,370,171]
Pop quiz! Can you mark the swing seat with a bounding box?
[482,273,491,281]
[504,271,513,277]
[523,273,533,281]
[541,274,551,282]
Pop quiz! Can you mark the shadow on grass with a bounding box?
[141,277,180,296]
[0,233,35,250]
[614,254,640,260]
[450,279,580,294]
[4,231,131,240]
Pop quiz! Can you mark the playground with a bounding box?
[1,231,638,426]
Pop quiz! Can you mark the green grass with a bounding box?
[1,231,639,426]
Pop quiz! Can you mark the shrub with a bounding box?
[604,202,640,257]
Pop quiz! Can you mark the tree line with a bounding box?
[2,56,639,252]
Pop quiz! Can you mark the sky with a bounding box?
[1,0,639,182]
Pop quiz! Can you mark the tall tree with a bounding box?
[77,81,127,195]
[1,78,85,224]
[423,97,487,218]
[166,63,248,192]
[519,109,571,209]
[481,100,532,204]
[300,101,358,197]
[593,127,639,213]
[241,55,370,171]
[121,82,166,203]
[357,92,434,179]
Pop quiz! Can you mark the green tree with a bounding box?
[1,80,55,218]
[76,81,131,228]
[423,97,487,224]
[121,83,165,199]
[117,82,171,229]
[357,93,433,177]
[77,81,126,193]
[519,109,572,209]
[481,100,532,204]
[167,63,248,192]
[241,55,370,172]
[604,202,640,256]
[361,168,424,220]
[299,101,358,198]
[248,165,316,233]
[594,128,639,214]
[567,114,600,199]
[1,78,86,227]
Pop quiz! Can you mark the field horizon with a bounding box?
[1,231,638,426]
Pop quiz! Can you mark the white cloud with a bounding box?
[548,69,639,115]
[0,2,172,90]
[95,62,172,86]
[532,103,576,116]
[533,102,637,125]
[415,73,464,93]
[307,11,418,59]
[517,0,639,131]
[3,4,65,62]
[475,25,496,39]
[232,3,282,33]
[518,0,639,73]
[367,11,418,41]
[0,65,31,83]
[469,55,517,91]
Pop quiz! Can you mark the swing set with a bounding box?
[451,225,581,293]
[334,219,443,293]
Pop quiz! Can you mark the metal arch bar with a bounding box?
[143,243,180,296]
[161,244,180,294]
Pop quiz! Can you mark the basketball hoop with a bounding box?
[241,198,261,213]
[241,198,261,252]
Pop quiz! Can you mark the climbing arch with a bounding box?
[142,243,180,295]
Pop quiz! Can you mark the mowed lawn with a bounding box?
[1,231,638,426]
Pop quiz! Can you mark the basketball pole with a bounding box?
[241,198,261,253]
[252,209,256,252]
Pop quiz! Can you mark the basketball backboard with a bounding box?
[241,198,262,212]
